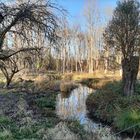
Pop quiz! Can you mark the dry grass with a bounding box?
[62,73,74,81]
[90,78,115,89]
[34,80,60,92]
[13,74,61,92]
[34,75,49,86]
[63,71,121,82]
[0,70,121,94]
[60,82,78,94]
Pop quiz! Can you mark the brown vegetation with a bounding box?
[60,82,78,95]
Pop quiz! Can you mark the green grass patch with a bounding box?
[0,116,61,140]
[35,93,57,110]
[0,116,12,125]
[0,90,60,139]
[0,129,13,140]
[115,109,140,133]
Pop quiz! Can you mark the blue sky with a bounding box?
[2,0,140,30]
[58,0,117,17]
[57,0,118,29]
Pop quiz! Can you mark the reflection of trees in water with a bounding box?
[56,86,93,120]
[56,86,103,134]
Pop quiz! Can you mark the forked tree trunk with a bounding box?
[4,72,15,88]
[5,78,12,88]
[122,56,139,96]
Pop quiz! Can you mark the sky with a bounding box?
[57,0,118,30]
[2,0,140,30]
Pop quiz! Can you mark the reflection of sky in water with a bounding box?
[56,85,101,132]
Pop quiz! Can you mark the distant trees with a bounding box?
[56,18,87,73]
[84,0,95,73]
[0,0,60,87]
[1,0,135,89]
[104,0,140,96]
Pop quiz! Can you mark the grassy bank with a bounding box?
[86,79,140,136]
[0,90,60,140]
[0,73,93,140]
[0,89,91,140]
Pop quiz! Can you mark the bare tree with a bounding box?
[84,0,100,73]
[0,0,60,55]
[0,52,23,88]
[0,0,62,87]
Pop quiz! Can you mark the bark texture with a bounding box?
[122,56,139,96]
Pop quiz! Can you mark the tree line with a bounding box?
[0,0,140,97]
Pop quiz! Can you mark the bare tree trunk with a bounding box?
[62,48,66,73]
[95,58,99,70]
[5,75,14,88]
[1,66,17,88]
[104,58,108,74]
[90,38,93,73]
[79,61,83,72]
[122,56,139,96]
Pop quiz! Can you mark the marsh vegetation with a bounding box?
[1,0,140,139]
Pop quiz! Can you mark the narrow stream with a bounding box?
[56,85,98,131]
[56,85,118,139]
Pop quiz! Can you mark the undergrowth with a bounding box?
[86,80,140,135]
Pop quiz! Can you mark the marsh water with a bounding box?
[56,85,117,139]
[56,85,98,131]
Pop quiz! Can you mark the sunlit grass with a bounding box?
[63,71,121,82]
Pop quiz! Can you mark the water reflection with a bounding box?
[56,85,124,139]
[56,85,100,132]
